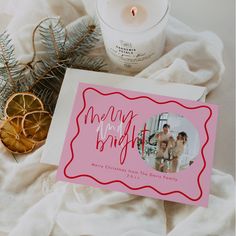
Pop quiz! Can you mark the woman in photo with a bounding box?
[171,132,188,172]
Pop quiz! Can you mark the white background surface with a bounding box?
[0,0,235,176]
[170,0,235,176]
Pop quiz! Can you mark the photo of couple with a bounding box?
[137,113,200,173]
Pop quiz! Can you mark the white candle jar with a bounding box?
[96,0,170,73]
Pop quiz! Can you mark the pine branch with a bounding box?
[39,17,67,61]
[66,16,101,57]
[0,77,13,116]
[27,16,105,113]
[29,59,67,112]
[32,87,59,114]
[71,55,106,71]
[0,31,23,116]
[28,17,66,64]
[0,31,22,91]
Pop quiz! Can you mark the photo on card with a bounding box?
[137,113,200,173]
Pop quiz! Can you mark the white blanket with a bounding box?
[0,0,234,235]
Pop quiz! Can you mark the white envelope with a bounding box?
[41,69,206,166]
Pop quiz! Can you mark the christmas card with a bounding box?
[54,72,218,206]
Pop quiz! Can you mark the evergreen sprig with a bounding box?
[0,31,23,113]
[39,17,67,61]
[0,16,106,116]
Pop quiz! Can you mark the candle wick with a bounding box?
[131,7,138,17]
[132,9,135,16]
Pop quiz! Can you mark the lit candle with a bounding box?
[96,0,169,73]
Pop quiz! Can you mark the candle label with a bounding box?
[56,82,218,207]
[107,40,156,70]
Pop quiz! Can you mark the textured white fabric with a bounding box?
[0,0,234,235]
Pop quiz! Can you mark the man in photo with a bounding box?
[154,124,173,172]
[156,124,173,142]
[155,140,169,172]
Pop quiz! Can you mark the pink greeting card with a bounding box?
[57,82,218,207]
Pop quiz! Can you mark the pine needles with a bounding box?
[0,31,22,113]
[0,16,105,116]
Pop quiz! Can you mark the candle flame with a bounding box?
[131,6,138,17]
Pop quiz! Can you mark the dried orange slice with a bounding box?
[22,111,52,142]
[4,92,44,118]
[0,116,35,154]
